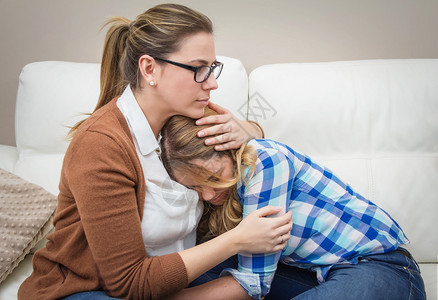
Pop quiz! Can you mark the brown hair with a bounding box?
[160,108,257,240]
[69,4,213,136]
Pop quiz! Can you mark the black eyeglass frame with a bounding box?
[153,57,223,83]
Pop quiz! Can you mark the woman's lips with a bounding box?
[196,98,210,105]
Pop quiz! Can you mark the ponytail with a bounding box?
[68,17,130,137]
[98,17,130,112]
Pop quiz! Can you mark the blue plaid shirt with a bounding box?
[221,139,409,299]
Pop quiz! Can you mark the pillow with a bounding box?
[0,168,57,283]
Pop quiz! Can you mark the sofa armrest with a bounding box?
[0,144,18,173]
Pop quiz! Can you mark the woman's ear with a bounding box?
[138,55,157,86]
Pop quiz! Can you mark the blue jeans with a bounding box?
[190,248,426,300]
[61,291,120,300]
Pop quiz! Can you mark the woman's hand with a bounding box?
[178,205,291,283]
[196,102,263,151]
[230,206,292,254]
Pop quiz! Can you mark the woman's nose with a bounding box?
[202,73,218,90]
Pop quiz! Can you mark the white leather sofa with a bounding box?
[0,57,436,299]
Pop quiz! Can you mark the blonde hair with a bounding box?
[160,108,258,240]
[69,4,213,136]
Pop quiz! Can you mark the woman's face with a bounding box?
[156,31,219,119]
[174,155,234,206]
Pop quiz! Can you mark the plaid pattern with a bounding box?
[222,139,409,299]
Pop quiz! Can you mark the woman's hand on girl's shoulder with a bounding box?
[231,205,292,254]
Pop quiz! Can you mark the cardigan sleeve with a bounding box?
[247,120,265,139]
[64,128,188,299]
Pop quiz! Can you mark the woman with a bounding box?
[160,107,426,300]
[18,4,292,300]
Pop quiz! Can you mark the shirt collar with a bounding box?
[118,85,159,155]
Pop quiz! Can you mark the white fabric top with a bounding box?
[117,85,203,256]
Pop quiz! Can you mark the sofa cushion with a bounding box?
[211,56,249,114]
[248,59,438,263]
[0,255,33,300]
[0,145,18,173]
[0,168,57,283]
[15,61,100,156]
[14,61,100,194]
[420,263,437,299]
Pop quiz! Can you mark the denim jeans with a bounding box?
[61,291,120,300]
[190,248,426,300]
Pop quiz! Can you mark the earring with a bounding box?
[150,81,155,86]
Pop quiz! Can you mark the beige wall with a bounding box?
[1,0,437,146]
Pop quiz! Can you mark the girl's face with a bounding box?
[174,155,234,206]
[156,31,219,119]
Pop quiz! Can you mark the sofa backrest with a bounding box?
[15,61,100,195]
[14,56,248,195]
[247,59,438,263]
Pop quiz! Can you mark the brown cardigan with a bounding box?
[18,99,188,300]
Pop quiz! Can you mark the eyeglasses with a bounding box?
[153,57,224,83]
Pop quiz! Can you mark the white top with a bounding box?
[117,85,203,256]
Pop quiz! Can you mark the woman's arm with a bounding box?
[178,205,292,283]
[164,205,291,300]
[168,204,291,300]
[196,102,264,151]
[165,276,252,300]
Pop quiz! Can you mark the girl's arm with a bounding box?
[196,102,264,151]
[223,145,295,299]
